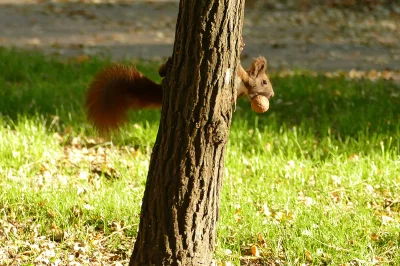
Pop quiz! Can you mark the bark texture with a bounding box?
[129,0,245,265]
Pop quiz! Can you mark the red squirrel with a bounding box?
[86,43,274,132]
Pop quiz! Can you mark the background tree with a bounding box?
[129,0,245,265]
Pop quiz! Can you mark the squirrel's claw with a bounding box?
[159,57,173,77]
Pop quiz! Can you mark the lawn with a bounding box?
[0,48,399,265]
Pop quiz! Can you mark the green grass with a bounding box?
[0,48,399,265]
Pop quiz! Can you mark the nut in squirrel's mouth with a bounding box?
[250,94,270,101]
[251,95,270,114]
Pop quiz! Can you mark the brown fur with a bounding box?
[247,57,274,100]
[85,65,162,132]
[86,56,274,133]
[236,57,274,100]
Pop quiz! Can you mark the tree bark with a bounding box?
[129,0,245,265]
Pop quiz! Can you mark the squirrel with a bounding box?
[85,40,274,132]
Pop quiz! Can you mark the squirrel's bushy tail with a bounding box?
[85,65,163,132]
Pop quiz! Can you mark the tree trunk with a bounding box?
[129,0,245,265]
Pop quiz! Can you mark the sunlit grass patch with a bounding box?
[0,48,399,265]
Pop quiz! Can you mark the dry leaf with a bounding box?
[262,203,272,216]
[348,154,360,161]
[251,245,260,257]
[381,215,394,225]
[305,249,313,262]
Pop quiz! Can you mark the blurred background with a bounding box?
[0,0,399,72]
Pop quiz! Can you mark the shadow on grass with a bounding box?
[1,48,399,140]
[0,48,162,130]
[236,74,400,137]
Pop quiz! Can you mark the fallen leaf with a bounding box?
[305,249,313,262]
[251,245,260,257]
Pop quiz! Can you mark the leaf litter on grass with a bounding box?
[1,47,399,264]
[0,132,142,265]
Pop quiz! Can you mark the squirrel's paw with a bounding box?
[159,57,173,77]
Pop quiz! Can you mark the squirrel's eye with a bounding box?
[262,80,268,85]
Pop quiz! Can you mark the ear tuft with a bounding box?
[250,56,268,77]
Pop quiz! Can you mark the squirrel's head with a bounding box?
[247,57,274,100]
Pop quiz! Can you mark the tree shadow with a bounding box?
[234,74,399,138]
[1,48,398,144]
[0,48,163,131]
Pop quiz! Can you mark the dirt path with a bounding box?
[0,0,399,71]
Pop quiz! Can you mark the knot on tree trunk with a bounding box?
[210,119,229,144]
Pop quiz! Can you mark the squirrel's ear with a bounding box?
[250,57,267,77]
